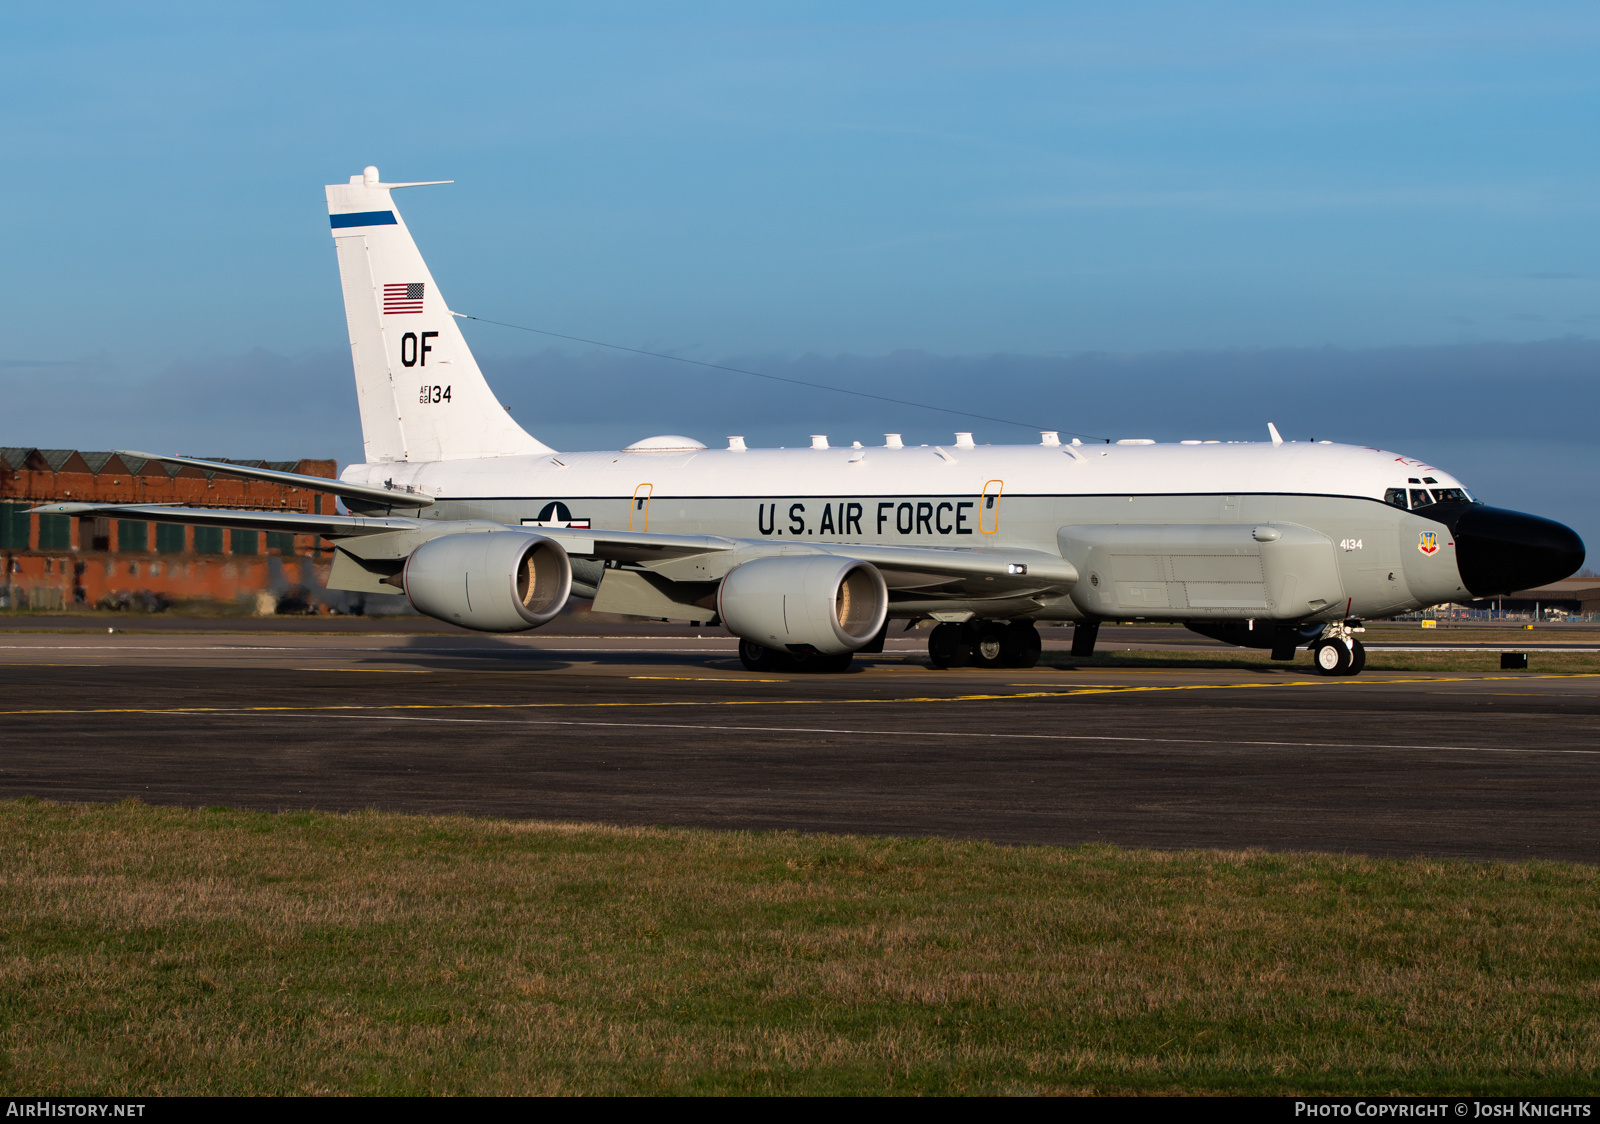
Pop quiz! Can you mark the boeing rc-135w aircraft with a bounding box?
[39,167,1586,675]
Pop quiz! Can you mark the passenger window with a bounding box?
[1384,488,1408,509]
[1410,489,1432,509]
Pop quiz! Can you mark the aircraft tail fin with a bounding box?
[326,166,551,463]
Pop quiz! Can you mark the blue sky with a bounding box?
[3,3,1598,541]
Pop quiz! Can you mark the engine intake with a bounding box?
[718,555,888,655]
[403,531,571,632]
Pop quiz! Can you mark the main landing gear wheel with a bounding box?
[927,623,973,668]
[1312,637,1365,676]
[739,640,855,674]
[971,622,1010,668]
[1005,622,1042,669]
[927,621,1041,669]
[739,639,791,672]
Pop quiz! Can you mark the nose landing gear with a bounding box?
[1311,620,1367,676]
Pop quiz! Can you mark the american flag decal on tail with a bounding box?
[382,283,425,314]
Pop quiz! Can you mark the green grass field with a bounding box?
[2,800,1597,1095]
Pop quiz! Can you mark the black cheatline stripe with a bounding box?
[425,490,1383,504]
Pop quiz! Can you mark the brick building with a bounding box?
[1,448,340,610]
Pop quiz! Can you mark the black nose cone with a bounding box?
[1440,505,1586,597]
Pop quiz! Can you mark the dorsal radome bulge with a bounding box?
[623,435,708,452]
[1116,438,1156,445]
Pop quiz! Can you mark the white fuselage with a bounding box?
[343,438,1475,621]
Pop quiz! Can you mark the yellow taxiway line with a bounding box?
[2,671,1598,718]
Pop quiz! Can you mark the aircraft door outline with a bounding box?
[630,483,653,532]
[979,480,1003,534]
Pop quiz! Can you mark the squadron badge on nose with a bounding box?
[1418,530,1440,556]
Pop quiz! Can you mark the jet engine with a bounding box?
[718,555,888,655]
[403,531,572,632]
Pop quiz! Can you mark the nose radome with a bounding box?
[1445,506,1586,597]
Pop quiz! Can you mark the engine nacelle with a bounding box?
[718,555,888,655]
[403,532,571,632]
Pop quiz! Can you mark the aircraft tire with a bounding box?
[970,621,1009,668]
[739,639,792,672]
[1312,638,1353,676]
[1346,639,1366,676]
[928,623,972,669]
[1004,621,1042,668]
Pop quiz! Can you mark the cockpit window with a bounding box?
[1384,488,1408,509]
[1431,488,1469,504]
[1410,489,1432,509]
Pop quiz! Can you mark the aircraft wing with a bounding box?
[27,502,424,538]
[806,543,1076,589]
[30,501,1074,594]
[116,450,434,510]
[534,527,1074,590]
[28,502,741,557]
[537,528,1074,598]
[529,525,741,561]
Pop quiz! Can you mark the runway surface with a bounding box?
[2,626,1598,862]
